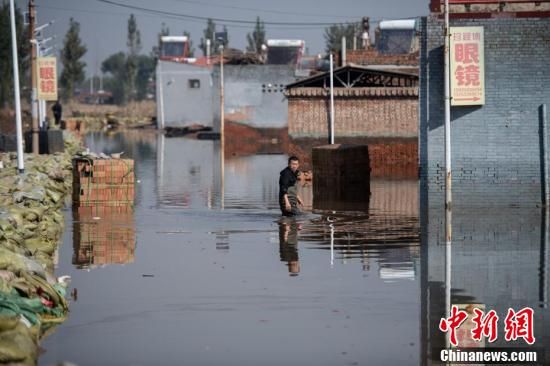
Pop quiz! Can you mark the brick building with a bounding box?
[419,1,550,208]
[285,64,418,139]
[284,64,419,177]
[420,4,550,362]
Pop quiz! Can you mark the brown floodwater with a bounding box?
[38,131,549,366]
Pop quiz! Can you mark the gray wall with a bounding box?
[419,17,550,208]
[212,65,297,129]
[156,61,214,128]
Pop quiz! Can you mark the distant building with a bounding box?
[266,40,305,66]
[156,37,304,129]
[156,61,215,128]
[212,65,297,129]
[376,19,419,55]
[159,36,191,63]
[336,19,420,74]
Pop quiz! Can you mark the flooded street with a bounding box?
[39,132,548,365]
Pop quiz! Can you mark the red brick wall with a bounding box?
[287,137,418,179]
[341,49,419,67]
[287,88,418,139]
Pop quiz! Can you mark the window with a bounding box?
[189,79,200,89]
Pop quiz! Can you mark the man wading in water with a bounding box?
[279,156,303,216]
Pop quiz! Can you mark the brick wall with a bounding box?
[287,87,418,139]
[419,16,550,208]
[339,49,419,67]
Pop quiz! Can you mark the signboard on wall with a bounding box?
[450,26,485,106]
[36,57,58,101]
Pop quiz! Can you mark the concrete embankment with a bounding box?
[0,133,81,365]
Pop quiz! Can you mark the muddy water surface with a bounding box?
[38,132,549,365]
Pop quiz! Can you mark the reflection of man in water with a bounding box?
[279,156,303,216]
[278,220,300,276]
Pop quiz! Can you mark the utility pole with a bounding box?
[341,36,347,66]
[444,0,452,212]
[206,39,211,65]
[29,0,39,154]
[329,53,335,144]
[36,45,43,128]
[443,0,452,351]
[353,23,357,51]
[9,0,25,173]
[158,61,165,129]
[219,44,225,209]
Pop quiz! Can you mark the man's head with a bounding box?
[288,156,299,172]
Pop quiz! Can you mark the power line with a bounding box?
[166,0,357,19]
[38,5,357,30]
[96,0,362,26]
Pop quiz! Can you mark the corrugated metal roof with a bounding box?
[286,64,418,89]
[285,87,419,97]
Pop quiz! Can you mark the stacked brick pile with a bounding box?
[72,157,136,268]
[72,158,135,206]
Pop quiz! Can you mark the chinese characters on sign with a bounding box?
[450,27,485,106]
[36,57,58,101]
[439,305,536,347]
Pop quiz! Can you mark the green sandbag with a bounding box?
[37,222,61,241]
[0,323,38,365]
[18,273,68,313]
[46,189,62,204]
[23,207,46,223]
[0,248,27,274]
[51,211,63,225]
[0,316,18,333]
[0,218,14,233]
[31,253,54,274]
[0,248,46,280]
[12,187,46,204]
[0,293,43,326]
[0,240,27,256]
[23,238,55,256]
[0,278,12,295]
[22,224,38,233]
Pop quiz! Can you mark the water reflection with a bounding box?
[421,207,550,364]
[156,134,217,209]
[299,212,419,275]
[43,131,422,366]
[278,218,301,276]
[72,206,136,270]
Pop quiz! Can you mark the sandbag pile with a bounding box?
[0,132,82,365]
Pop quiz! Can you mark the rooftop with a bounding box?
[286,64,418,89]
